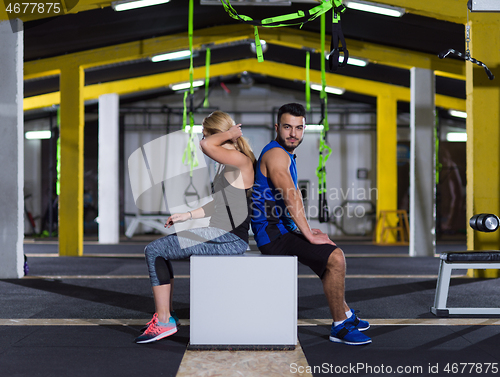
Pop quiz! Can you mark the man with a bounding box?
[251,103,371,346]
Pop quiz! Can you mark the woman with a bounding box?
[135,111,255,343]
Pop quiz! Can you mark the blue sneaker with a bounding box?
[329,322,372,345]
[346,309,370,331]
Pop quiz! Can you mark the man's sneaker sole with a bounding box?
[329,335,372,346]
[135,327,177,344]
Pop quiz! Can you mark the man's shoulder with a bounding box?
[261,141,289,159]
[261,147,291,169]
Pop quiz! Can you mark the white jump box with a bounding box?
[190,255,297,347]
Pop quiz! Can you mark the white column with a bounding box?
[98,93,120,243]
[0,20,24,278]
[409,67,436,257]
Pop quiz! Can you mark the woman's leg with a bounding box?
[152,284,172,323]
[144,229,246,320]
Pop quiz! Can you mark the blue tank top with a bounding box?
[251,140,298,247]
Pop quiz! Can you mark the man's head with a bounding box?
[275,103,306,153]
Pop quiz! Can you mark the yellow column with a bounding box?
[58,63,84,256]
[466,13,500,277]
[375,92,398,243]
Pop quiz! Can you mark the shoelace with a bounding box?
[144,313,158,329]
[144,318,162,335]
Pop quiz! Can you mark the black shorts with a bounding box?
[259,232,337,279]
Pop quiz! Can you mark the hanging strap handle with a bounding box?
[328,5,349,71]
[439,48,494,80]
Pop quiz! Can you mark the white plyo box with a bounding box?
[190,255,297,346]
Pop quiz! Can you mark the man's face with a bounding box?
[275,113,305,152]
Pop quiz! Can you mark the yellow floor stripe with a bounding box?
[22,274,467,280]
[25,253,422,259]
[2,318,500,326]
[25,253,145,258]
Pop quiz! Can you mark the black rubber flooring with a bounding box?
[1,241,499,376]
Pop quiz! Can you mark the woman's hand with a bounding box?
[227,124,242,143]
[164,212,191,228]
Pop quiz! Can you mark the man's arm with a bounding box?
[262,148,334,245]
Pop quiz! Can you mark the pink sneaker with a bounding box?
[135,315,177,344]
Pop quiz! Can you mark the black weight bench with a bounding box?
[431,251,500,317]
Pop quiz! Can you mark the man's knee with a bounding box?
[326,247,346,271]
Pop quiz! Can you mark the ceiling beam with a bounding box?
[24,24,465,82]
[370,0,466,24]
[23,58,465,112]
[1,0,466,24]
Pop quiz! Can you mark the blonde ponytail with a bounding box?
[203,110,256,165]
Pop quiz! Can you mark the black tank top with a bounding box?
[208,166,251,243]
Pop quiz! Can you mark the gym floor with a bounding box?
[2,240,500,377]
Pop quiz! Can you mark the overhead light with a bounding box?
[171,80,205,91]
[305,124,324,132]
[310,83,345,95]
[343,0,405,17]
[25,130,51,140]
[152,50,191,62]
[111,0,171,11]
[448,109,467,119]
[446,132,467,142]
[339,56,368,67]
[184,125,203,134]
[325,53,368,67]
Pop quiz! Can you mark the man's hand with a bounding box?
[307,232,336,246]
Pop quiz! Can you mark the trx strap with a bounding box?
[305,51,311,111]
[316,13,332,223]
[435,114,442,185]
[182,0,199,176]
[219,0,348,70]
[203,48,211,108]
[56,107,61,196]
[328,4,349,71]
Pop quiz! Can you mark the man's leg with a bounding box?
[321,247,349,322]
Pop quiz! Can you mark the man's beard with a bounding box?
[276,133,303,152]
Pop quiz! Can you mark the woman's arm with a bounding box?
[199,125,249,169]
[164,206,206,228]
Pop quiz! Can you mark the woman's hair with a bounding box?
[202,111,256,165]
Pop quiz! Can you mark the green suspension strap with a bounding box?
[435,112,442,185]
[316,13,332,223]
[203,48,211,108]
[305,51,311,111]
[182,0,198,176]
[219,0,345,66]
[328,1,348,71]
[56,107,61,196]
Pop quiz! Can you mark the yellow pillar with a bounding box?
[375,92,399,243]
[466,13,500,277]
[58,63,84,256]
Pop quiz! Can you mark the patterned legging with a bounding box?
[144,227,248,286]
